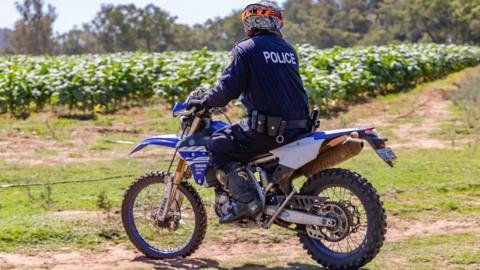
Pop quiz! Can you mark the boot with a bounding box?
[219,164,262,224]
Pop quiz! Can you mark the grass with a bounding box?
[0,144,479,256]
[345,146,480,220]
[0,66,479,268]
[0,216,106,253]
[430,72,480,144]
[0,158,167,217]
[369,232,480,270]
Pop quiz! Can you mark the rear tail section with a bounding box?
[290,127,396,179]
[295,136,363,178]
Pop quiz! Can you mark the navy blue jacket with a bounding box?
[203,33,310,121]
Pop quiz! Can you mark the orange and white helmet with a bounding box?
[242,1,284,36]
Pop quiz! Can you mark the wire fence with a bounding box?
[0,153,185,190]
[0,174,137,189]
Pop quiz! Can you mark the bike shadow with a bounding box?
[232,263,326,269]
[133,255,225,269]
[133,256,375,270]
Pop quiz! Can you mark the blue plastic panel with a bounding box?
[179,147,210,185]
[210,120,230,132]
[129,134,180,155]
[312,127,373,140]
[172,102,187,116]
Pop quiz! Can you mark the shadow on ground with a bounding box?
[134,256,223,269]
[231,263,326,269]
[134,255,373,269]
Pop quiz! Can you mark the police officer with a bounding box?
[187,1,310,223]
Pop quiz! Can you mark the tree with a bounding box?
[134,4,177,52]
[9,0,57,55]
[12,0,480,55]
[172,24,201,51]
[0,28,13,54]
[378,0,480,44]
[194,10,245,51]
[55,27,97,55]
[282,0,380,48]
[87,4,178,53]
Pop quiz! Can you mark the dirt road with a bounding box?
[2,217,479,270]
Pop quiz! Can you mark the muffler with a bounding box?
[295,137,364,178]
[265,206,336,227]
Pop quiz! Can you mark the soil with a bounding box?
[0,129,174,166]
[0,131,114,166]
[48,210,106,220]
[386,89,462,149]
[1,213,479,270]
[325,88,471,149]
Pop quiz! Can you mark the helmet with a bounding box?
[242,1,284,36]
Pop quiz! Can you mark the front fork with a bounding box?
[156,116,201,222]
[156,159,187,221]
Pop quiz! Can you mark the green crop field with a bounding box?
[1,44,479,118]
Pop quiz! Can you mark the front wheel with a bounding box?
[298,168,386,270]
[121,171,207,259]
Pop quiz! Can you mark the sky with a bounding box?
[0,0,287,33]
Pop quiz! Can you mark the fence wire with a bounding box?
[0,174,136,189]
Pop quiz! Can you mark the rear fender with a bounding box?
[358,129,397,167]
[129,134,180,155]
[314,127,396,166]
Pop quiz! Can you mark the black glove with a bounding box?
[186,98,206,112]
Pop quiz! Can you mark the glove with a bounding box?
[186,98,206,112]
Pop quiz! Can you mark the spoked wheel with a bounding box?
[121,171,207,259]
[298,168,386,270]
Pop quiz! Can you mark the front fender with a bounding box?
[129,134,179,155]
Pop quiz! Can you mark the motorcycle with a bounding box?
[121,91,396,270]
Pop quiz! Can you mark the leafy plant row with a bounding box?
[298,44,480,107]
[0,44,479,118]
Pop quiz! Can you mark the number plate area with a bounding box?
[376,147,397,162]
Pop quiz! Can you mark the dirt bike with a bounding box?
[121,91,396,270]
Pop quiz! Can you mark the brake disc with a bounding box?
[306,201,353,242]
[148,204,181,231]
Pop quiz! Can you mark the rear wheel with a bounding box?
[298,168,386,270]
[121,171,207,259]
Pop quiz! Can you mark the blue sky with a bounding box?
[0,0,287,33]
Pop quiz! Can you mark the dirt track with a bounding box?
[1,216,480,270]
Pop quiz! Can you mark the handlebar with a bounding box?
[176,107,197,117]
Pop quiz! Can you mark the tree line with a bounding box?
[2,0,480,55]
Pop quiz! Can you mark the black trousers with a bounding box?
[207,120,306,169]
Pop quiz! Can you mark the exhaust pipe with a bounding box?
[295,137,364,178]
[265,206,336,227]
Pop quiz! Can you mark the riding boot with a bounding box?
[218,164,262,224]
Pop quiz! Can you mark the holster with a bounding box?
[267,116,285,137]
[250,110,307,138]
[250,110,286,137]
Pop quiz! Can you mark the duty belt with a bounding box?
[249,110,309,143]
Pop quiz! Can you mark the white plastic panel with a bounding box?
[270,137,324,169]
